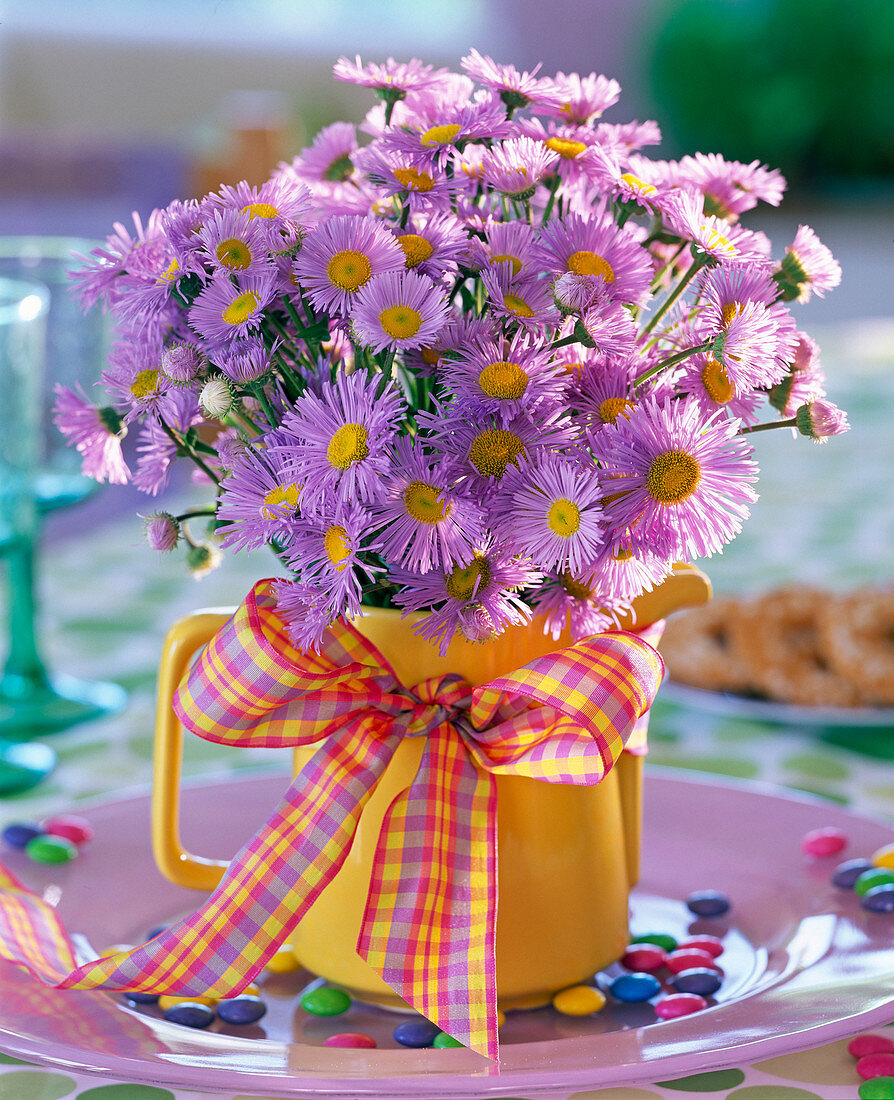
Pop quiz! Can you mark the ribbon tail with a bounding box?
[357,723,499,1061]
[0,718,401,998]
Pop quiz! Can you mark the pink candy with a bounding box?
[42,814,94,847]
[849,1034,894,1058]
[655,993,707,1019]
[323,1032,377,1049]
[801,826,847,858]
[856,1052,894,1080]
[664,948,722,974]
[621,945,667,972]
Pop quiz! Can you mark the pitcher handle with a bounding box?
[152,608,234,892]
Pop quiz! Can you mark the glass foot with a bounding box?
[0,672,127,737]
[0,739,56,793]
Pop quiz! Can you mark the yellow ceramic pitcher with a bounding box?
[152,563,709,1010]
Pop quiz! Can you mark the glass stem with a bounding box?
[1,530,49,689]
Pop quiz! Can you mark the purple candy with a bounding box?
[217,995,267,1025]
[685,890,731,917]
[2,822,43,849]
[832,858,875,889]
[670,967,722,996]
[861,884,894,913]
[393,1019,440,1047]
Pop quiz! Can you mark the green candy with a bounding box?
[860,1077,894,1099]
[433,1032,464,1048]
[25,834,78,864]
[630,932,677,952]
[300,986,351,1017]
[855,868,894,897]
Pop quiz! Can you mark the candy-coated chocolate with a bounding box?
[832,859,875,889]
[216,995,267,1024]
[677,934,724,958]
[24,834,78,864]
[654,993,707,1018]
[850,1035,894,1058]
[670,967,722,996]
[862,884,894,912]
[609,972,661,1003]
[393,1019,440,1047]
[1,821,43,849]
[665,948,721,974]
[158,994,216,1010]
[301,986,351,1016]
[858,1053,894,1080]
[872,845,894,870]
[42,814,94,847]
[860,1076,894,1099]
[162,1002,215,1028]
[124,991,159,1005]
[855,869,894,897]
[629,932,677,952]
[265,945,302,973]
[621,945,667,972]
[801,826,847,857]
[433,1031,465,1048]
[552,984,607,1015]
[324,1032,377,1048]
[685,890,730,917]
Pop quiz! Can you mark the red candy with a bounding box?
[850,1035,894,1059]
[42,814,93,847]
[664,948,721,974]
[857,1053,894,1080]
[323,1032,377,1049]
[654,993,707,1019]
[801,826,847,858]
[677,935,724,958]
[621,945,667,972]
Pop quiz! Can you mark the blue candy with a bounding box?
[217,995,267,1025]
[393,1019,440,1047]
[685,890,731,917]
[609,972,661,1003]
[162,1002,216,1028]
[670,967,722,996]
[124,991,160,1005]
[831,858,875,889]
[861,884,894,913]
[2,822,43,849]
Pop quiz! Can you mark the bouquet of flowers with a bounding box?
[56,50,849,656]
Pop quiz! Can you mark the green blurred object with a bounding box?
[647,0,894,185]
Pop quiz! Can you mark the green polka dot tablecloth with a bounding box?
[1,322,892,1098]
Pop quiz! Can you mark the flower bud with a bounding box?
[199,376,235,419]
[186,543,222,578]
[144,512,180,552]
[795,399,850,442]
[161,343,206,382]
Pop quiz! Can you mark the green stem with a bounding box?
[740,417,797,435]
[550,332,580,351]
[175,507,217,522]
[641,255,705,337]
[633,340,713,387]
[540,174,561,224]
[159,419,221,485]
[252,384,279,429]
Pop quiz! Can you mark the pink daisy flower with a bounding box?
[197,207,270,277]
[530,570,630,641]
[497,452,605,574]
[368,437,485,573]
[590,395,759,561]
[351,269,450,353]
[777,225,842,302]
[696,262,779,336]
[216,437,303,552]
[538,212,653,305]
[768,333,827,416]
[479,136,559,199]
[715,299,794,391]
[539,71,621,124]
[292,214,404,317]
[480,262,560,329]
[333,55,448,96]
[353,144,465,211]
[291,121,358,184]
[584,528,670,604]
[466,218,552,279]
[514,117,605,188]
[676,352,764,425]
[594,120,663,158]
[677,153,786,219]
[569,356,638,433]
[188,270,278,347]
[274,369,404,514]
[52,384,130,485]
[665,190,771,264]
[460,49,566,113]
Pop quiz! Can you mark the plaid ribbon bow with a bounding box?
[0,579,663,1061]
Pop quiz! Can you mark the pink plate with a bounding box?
[1,768,893,1098]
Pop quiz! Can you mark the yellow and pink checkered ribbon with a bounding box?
[0,579,663,1061]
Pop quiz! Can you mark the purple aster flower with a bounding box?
[204,177,313,248]
[383,86,512,166]
[460,49,566,112]
[696,262,779,336]
[664,190,771,264]
[68,209,169,311]
[292,121,358,183]
[390,211,469,278]
[188,270,277,347]
[538,211,654,306]
[676,352,764,425]
[101,340,171,422]
[795,399,850,442]
[274,369,404,514]
[132,387,202,495]
[217,337,273,383]
[777,225,842,302]
[529,571,628,642]
[715,300,794,391]
[215,429,250,472]
[466,218,552,279]
[368,436,484,572]
[677,153,786,219]
[480,262,560,329]
[333,55,448,96]
[569,356,638,433]
[353,144,465,211]
[351,269,450,353]
[768,333,827,415]
[480,136,559,199]
[271,578,351,654]
[584,528,670,603]
[52,384,130,484]
[197,206,270,276]
[160,198,207,276]
[514,117,608,188]
[440,330,567,422]
[497,452,605,574]
[292,214,404,317]
[389,541,537,655]
[590,395,759,561]
[216,437,303,552]
[558,281,639,357]
[284,505,381,608]
[594,120,663,158]
[539,71,621,124]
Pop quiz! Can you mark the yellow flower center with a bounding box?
[503,292,534,318]
[701,356,734,404]
[157,259,180,284]
[468,428,526,478]
[598,396,635,424]
[647,449,701,504]
[379,304,423,339]
[393,166,436,192]
[327,249,372,292]
[242,202,279,219]
[326,422,369,469]
[216,237,253,270]
[721,301,742,327]
[545,136,587,159]
[620,172,657,196]
[700,226,737,257]
[611,546,634,561]
[324,524,351,570]
[396,233,434,268]
[130,369,161,400]
[561,570,593,599]
[446,556,490,601]
[404,481,449,524]
[547,498,581,537]
[421,346,441,366]
[260,483,300,520]
[222,291,259,325]
[490,252,523,276]
[478,360,529,400]
[420,123,461,147]
[567,250,615,281]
